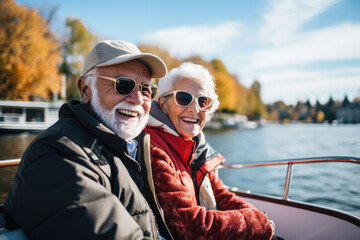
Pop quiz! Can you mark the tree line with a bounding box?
[266,96,360,124]
[0,0,98,101]
[9,0,355,123]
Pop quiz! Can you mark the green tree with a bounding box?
[0,0,61,100]
[61,17,98,100]
[246,80,267,120]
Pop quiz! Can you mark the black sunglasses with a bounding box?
[88,74,159,100]
[164,90,213,111]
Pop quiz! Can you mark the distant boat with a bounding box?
[0,100,63,133]
[204,114,260,130]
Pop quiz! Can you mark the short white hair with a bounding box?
[80,68,98,103]
[157,62,219,113]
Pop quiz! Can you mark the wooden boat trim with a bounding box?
[0,159,21,167]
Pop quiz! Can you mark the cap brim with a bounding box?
[96,53,167,78]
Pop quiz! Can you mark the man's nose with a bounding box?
[126,86,144,105]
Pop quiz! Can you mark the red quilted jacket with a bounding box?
[144,125,273,240]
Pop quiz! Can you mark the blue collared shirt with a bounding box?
[126,139,166,240]
[126,139,138,159]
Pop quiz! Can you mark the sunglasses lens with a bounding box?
[175,91,193,107]
[150,84,159,100]
[141,83,159,100]
[198,96,213,110]
[116,78,135,95]
[116,78,158,100]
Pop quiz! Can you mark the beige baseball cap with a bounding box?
[80,40,167,78]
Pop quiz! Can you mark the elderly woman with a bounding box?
[144,62,274,240]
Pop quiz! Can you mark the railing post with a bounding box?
[283,163,293,200]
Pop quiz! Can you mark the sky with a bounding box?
[16,0,360,105]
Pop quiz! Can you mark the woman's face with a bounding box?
[159,78,208,140]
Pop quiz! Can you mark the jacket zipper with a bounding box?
[190,162,200,204]
[189,141,200,204]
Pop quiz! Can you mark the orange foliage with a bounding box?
[0,0,61,100]
[138,44,265,117]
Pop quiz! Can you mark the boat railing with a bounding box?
[2,156,360,201]
[0,159,21,167]
[218,156,360,200]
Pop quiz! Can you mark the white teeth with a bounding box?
[117,109,138,117]
[182,117,198,123]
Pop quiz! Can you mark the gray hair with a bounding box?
[157,62,219,114]
[80,68,99,103]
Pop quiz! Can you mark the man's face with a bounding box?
[88,60,152,140]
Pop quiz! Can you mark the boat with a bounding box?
[204,114,260,130]
[0,156,359,239]
[0,100,63,133]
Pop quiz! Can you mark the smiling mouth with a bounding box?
[117,109,138,117]
[181,117,199,124]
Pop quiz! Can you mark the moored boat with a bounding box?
[0,100,63,133]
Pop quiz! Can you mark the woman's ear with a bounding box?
[77,77,92,104]
[158,96,168,114]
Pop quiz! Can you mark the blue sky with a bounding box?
[16,0,360,105]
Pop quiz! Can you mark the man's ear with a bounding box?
[77,77,92,104]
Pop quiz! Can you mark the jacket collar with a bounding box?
[148,101,179,136]
[63,100,132,160]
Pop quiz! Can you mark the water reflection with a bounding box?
[206,124,360,216]
[0,165,18,203]
[0,133,38,203]
[0,132,38,160]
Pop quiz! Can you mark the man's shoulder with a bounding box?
[24,117,93,159]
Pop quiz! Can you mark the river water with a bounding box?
[205,123,360,217]
[0,123,359,216]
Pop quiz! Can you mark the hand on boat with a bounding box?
[269,219,276,235]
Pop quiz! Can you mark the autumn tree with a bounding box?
[235,84,248,115]
[139,44,182,73]
[136,45,269,118]
[211,59,239,112]
[0,0,61,100]
[60,17,98,100]
[246,80,267,120]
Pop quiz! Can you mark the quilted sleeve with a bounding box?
[151,147,273,240]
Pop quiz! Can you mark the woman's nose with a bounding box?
[187,100,200,113]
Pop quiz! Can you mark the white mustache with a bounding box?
[113,101,145,116]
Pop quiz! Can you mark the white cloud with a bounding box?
[141,22,243,58]
[237,0,360,104]
[259,69,360,104]
[260,0,340,45]
[138,0,360,106]
[244,23,360,72]
[251,66,360,84]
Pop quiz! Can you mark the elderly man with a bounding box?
[4,40,172,240]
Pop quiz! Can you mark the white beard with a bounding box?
[90,88,149,140]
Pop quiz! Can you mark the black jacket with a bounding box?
[4,100,172,240]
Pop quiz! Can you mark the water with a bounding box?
[204,123,360,217]
[0,124,359,216]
